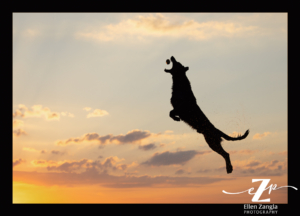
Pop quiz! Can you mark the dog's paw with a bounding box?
[226,165,233,174]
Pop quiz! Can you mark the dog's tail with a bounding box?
[218,129,249,141]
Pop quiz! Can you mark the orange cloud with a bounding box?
[253,132,271,140]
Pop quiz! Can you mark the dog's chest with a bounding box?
[171,77,196,107]
[171,90,192,107]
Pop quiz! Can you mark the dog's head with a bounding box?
[164,56,189,75]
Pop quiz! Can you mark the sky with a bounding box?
[13,13,288,204]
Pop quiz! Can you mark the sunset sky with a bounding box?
[13,13,288,204]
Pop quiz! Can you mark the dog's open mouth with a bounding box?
[164,56,175,73]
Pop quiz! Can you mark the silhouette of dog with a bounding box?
[164,56,249,174]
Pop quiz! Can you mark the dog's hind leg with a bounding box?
[203,133,233,174]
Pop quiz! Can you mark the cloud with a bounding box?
[13,109,24,118]
[175,169,185,175]
[46,159,91,172]
[245,160,261,167]
[87,109,109,118]
[13,104,60,121]
[23,147,39,153]
[138,143,156,151]
[253,132,271,140]
[268,160,279,167]
[39,149,66,155]
[13,119,24,128]
[195,158,287,176]
[196,169,211,173]
[13,169,234,188]
[83,107,92,111]
[76,13,257,42]
[111,130,151,144]
[13,104,74,121]
[56,129,152,146]
[51,150,65,155]
[229,149,258,155]
[13,129,27,137]
[228,159,287,176]
[13,158,26,167]
[61,112,74,118]
[278,151,287,155]
[232,166,286,177]
[141,150,210,166]
[31,157,128,173]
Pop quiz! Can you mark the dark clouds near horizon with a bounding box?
[141,150,211,166]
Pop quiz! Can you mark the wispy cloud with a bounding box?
[87,109,109,118]
[13,104,60,120]
[83,107,92,111]
[55,129,153,146]
[13,119,24,128]
[253,132,271,140]
[13,129,27,137]
[51,150,66,155]
[23,147,39,153]
[196,158,287,177]
[61,112,74,118]
[228,149,258,155]
[31,157,130,173]
[13,169,233,188]
[13,104,74,121]
[76,14,257,42]
[229,159,287,176]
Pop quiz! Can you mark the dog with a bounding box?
[164,56,249,174]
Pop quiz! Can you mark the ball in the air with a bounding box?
[166,59,170,64]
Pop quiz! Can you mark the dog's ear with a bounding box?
[185,67,189,72]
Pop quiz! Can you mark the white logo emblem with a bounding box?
[222,179,298,202]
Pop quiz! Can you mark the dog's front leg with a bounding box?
[170,109,180,121]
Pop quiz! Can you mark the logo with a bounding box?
[222,179,298,202]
